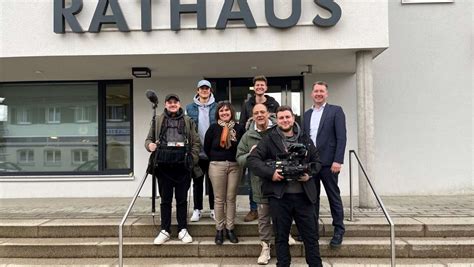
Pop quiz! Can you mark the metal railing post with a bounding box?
[349,150,396,267]
[349,150,354,221]
[119,172,149,267]
[391,223,396,266]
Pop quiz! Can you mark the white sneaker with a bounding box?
[153,230,170,245]
[257,241,271,265]
[288,234,297,246]
[178,228,193,243]
[210,209,215,221]
[190,209,201,222]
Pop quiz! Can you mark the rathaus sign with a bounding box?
[54,0,342,33]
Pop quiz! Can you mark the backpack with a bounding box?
[147,115,194,172]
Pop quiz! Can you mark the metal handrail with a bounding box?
[348,149,396,267]
[118,171,150,267]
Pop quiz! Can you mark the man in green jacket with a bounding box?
[237,103,295,265]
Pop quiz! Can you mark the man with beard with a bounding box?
[248,106,322,267]
[145,94,200,245]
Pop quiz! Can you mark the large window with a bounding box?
[105,83,132,170]
[46,107,61,124]
[15,107,32,125]
[17,149,34,165]
[44,149,61,166]
[72,149,89,164]
[0,81,133,176]
[74,106,94,123]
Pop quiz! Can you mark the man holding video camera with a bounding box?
[248,106,322,267]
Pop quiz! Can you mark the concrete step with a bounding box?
[0,237,472,258]
[1,257,474,266]
[1,216,472,238]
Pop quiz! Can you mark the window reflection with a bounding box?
[0,83,98,172]
[105,84,131,170]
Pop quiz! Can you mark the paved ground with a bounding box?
[0,195,472,219]
[0,195,472,266]
[1,257,473,267]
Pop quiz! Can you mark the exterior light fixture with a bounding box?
[132,67,151,78]
[300,65,313,76]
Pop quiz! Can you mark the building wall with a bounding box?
[0,0,388,57]
[372,0,473,195]
[1,0,472,198]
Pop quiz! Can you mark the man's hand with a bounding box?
[298,173,310,182]
[331,162,342,173]
[272,169,284,182]
[148,142,157,152]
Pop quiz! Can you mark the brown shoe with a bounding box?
[244,210,258,222]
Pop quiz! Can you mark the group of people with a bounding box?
[145,76,347,267]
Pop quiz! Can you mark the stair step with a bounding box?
[1,257,473,266]
[1,217,472,238]
[0,237,472,258]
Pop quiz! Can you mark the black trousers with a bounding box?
[192,159,215,210]
[157,166,191,234]
[269,193,322,267]
[316,166,345,234]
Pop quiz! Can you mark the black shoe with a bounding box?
[226,229,239,243]
[215,230,224,245]
[330,233,343,248]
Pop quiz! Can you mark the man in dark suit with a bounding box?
[303,81,347,247]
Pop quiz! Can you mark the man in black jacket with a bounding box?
[240,75,280,126]
[248,106,322,267]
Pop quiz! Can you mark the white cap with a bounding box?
[197,80,211,88]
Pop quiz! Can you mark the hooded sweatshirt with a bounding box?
[186,94,216,159]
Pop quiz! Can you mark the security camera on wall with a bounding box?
[0,97,5,103]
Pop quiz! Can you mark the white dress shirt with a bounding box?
[310,103,326,146]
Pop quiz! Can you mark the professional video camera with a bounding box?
[266,143,318,182]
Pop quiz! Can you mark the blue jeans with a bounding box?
[247,171,257,211]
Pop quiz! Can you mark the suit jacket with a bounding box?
[303,104,347,167]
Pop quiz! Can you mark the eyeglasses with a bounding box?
[218,100,231,105]
[198,86,211,90]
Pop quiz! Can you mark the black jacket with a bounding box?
[239,95,280,125]
[247,126,321,204]
[204,123,246,162]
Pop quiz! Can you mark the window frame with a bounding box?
[44,149,62,166]
[71,149,89,165]
[46,106,61,124]
[74,106,92,123]
[17,149,35,165]
[0,79,134,178]
[401,0,454,3]
[16,107,32,125]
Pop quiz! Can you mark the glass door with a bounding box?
[207,76,304,195]
[208,76,304,123]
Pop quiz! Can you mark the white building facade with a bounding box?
[0,0,472,202]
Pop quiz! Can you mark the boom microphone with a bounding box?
[146,90,158,106]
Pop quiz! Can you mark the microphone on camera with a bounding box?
[146,90,158,106]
